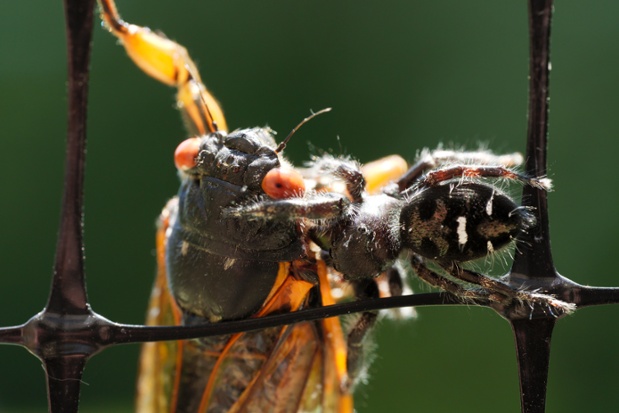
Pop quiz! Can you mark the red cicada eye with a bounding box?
[174,138,201,171]
[262,168,306,199]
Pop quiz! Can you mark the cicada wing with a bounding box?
[232,322,353,413]
[229,262,353,413]
[233,322,324,413]
[136,203,183,413]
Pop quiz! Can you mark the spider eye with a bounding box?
[261,168,305,199]
[174,138,201,171]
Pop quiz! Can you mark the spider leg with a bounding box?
[304,154,409,202]
[304,157,367,203]
[397,149,524,191]
[410,256,575,315]
[98,0,227,134]
[418,165,551,190]
[377,265,417,319]
[409,256,490,302]
[224,193,350,221]
[341,266,412,388]
[344,278,379,388]
[336,163,365,204]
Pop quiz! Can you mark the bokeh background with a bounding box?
[1,1,619,412]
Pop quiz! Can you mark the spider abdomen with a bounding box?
[401,183,535,262]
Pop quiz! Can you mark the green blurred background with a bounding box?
[1,1,619,412]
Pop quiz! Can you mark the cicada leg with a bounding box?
[97,0,227,134]
[361,154,408,194]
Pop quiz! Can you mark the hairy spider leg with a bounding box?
[396,149,524,191]
[418,165,550,190]
[343,279,379,383]
[98,0,227,134]
[409,256,575,316]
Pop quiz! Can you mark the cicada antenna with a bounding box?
[275,107,332,153]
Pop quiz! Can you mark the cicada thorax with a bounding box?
[167,129,306,322]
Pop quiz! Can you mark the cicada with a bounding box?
[98,1,410,412]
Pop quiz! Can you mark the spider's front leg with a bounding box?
[98,0,227,134]
[418,164,552,190]
[231,155,373,221]
[225,192,351,222]
[396,149,525,191]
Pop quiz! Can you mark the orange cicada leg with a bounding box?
[98,0,227,134]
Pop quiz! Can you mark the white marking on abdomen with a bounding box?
[456,216,468,247]
[486,191,494,216]
[487,240,495,254]
[223,257,236,270]
[181,241,189,256]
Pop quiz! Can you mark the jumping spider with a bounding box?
[230,147,572,316]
